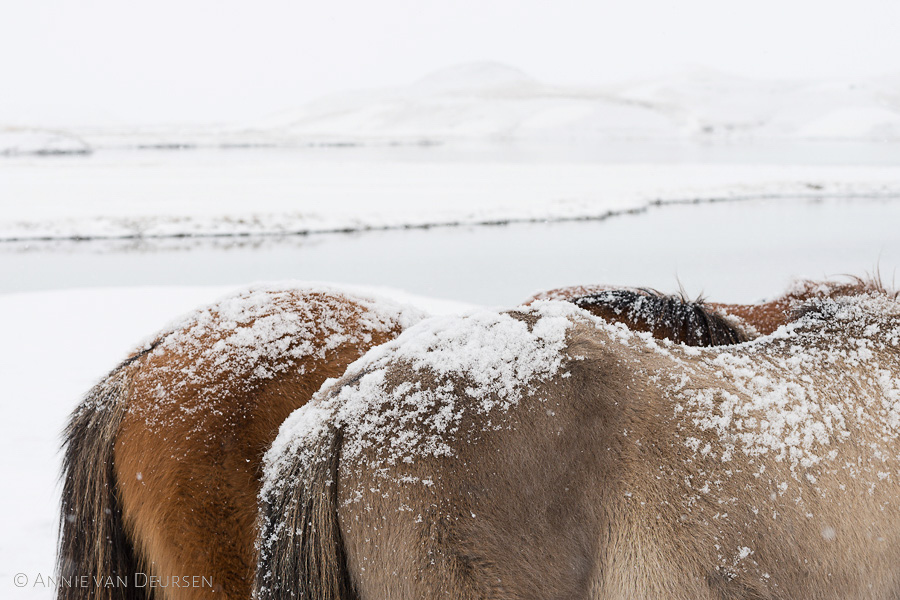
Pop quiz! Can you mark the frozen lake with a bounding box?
[4,195,899,304]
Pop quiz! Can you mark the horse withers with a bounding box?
[259,283,900,599]
[57,285,424,600]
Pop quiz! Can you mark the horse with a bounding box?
[257,283,900,599]
[530,277,888,345]
[57,285,425,600]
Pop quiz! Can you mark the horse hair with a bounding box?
[571,288,750,346]
[57,366,147,600]
[256,426,357,600]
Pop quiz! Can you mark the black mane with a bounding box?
[572,288,749,347]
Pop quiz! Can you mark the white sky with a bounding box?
[2,0,899,126]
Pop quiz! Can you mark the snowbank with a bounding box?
[0,128,91,156]
[1,155,898,241]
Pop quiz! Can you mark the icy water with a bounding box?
[3,196,899,305]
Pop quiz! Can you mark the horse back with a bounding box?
[312,299,900,599]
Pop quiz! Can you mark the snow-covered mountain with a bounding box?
[252,63,680,143]
[614,67,900,140]
[4,62,900,154]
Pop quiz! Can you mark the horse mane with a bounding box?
[785,276,899,321]
[710,276,897,335]
[783,275,896,304]
[571,288,750,347]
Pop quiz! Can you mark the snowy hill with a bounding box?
[256,62,686,143]
[3,62,900,153]
[255,62,900,144]
[615,67,900,140]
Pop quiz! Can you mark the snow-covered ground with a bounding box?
[0,129,91,157]
[2,151,899,240]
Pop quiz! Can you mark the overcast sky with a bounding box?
[2,0,899,126]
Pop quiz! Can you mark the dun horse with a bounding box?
[259,283,900,599]
[57,285,424,600]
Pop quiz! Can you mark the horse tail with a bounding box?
[256,425,356,600]
[57,363,146,600]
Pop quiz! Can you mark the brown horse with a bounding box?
[258,283,900,599]
[57,285,425,600]
[530,278,889,344]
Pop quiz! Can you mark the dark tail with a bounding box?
[57,366,146,600]
[256,426,356,600]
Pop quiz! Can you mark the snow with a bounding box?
[612,68,900,141]
[0,128,91,156]
[797,107,900,140]
[1,153,898,241]
[5,63,900,154]
[409,63,536,94]
[2,63,898,242]
[264,65,900,143]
